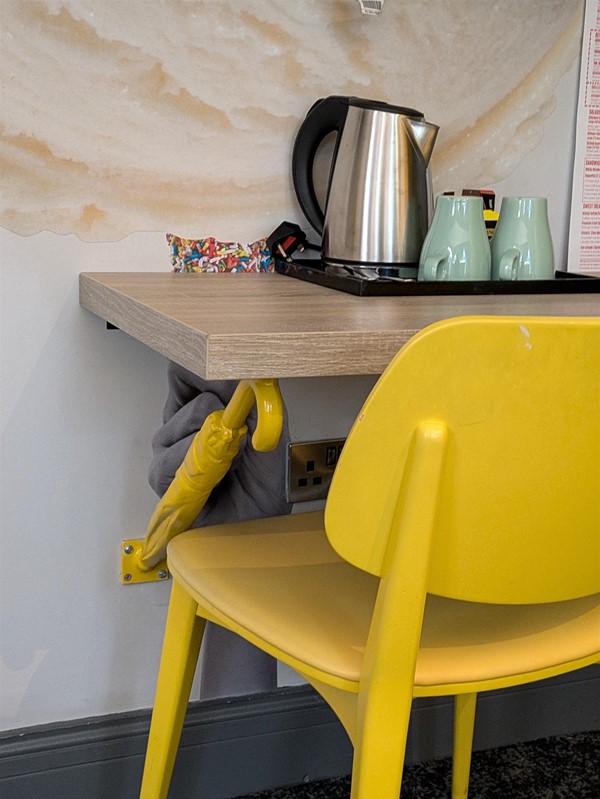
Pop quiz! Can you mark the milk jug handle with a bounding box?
[291,96,350,235]
[423,254,448,281]
[498,248,521,281]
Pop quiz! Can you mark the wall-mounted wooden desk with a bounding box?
[79,271,599,379]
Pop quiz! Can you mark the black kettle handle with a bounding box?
[292,96,350,235]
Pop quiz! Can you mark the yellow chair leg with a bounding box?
[350,690,413,799]
[140,580,205,799]
[452,692,477,799]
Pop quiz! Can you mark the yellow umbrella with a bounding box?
[121,379,284,582]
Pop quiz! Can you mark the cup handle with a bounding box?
[498,248,521,281]
[423,255,448,281]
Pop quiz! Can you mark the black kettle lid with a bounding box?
[345,96,423,118]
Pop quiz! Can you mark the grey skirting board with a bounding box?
[1,667,599,799]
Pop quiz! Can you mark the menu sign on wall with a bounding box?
[569,0,600,272]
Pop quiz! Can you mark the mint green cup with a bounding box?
[491,197,555,281]
[418,195,491,281]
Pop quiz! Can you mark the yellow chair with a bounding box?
[139,315,600,799]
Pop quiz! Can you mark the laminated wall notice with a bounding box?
[568,0,600,272]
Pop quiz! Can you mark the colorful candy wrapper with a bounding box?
[167,234,274,273]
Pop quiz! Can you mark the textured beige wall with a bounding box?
[1,0,584,241]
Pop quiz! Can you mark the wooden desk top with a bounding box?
[79,272,599,379]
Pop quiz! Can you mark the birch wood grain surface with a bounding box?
[79,272,600,379]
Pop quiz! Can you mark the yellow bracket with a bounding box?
[121,539,170,585]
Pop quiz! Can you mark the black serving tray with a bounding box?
[275,258,600,297]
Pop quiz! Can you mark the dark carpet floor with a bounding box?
[234,730,599,799]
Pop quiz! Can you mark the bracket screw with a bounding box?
[124,573,133,582]
[158,570,169,580]
[123,544,134,555]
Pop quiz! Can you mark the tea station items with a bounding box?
[420,193,555,283]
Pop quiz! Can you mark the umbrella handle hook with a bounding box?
[222,378,283,451]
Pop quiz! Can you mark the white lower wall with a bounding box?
[1,232,169,729]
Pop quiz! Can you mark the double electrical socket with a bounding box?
[286,438,346,502]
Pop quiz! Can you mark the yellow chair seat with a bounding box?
[168,512,376,688]
[168,511,600,693]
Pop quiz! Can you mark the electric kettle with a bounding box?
[292,96,439,267]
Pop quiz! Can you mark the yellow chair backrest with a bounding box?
[325,316,600,604]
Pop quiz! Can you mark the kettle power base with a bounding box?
[275,259,600,297]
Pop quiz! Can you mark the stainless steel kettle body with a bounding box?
[292,96,439,267]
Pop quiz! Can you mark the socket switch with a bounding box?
[286,438,346,502]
